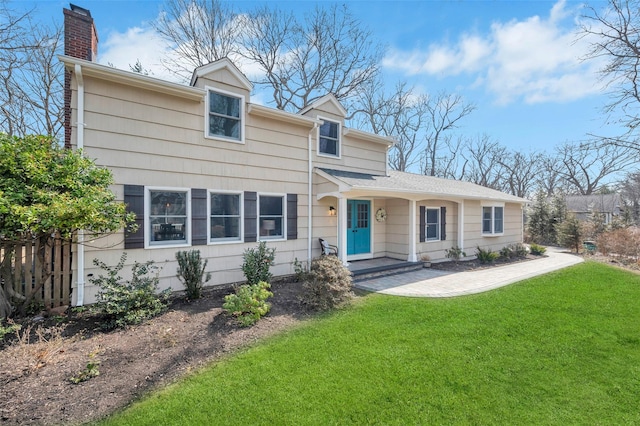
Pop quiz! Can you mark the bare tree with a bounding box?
[580,0,640,152]
[620,170,640,222]
[154,0,240,81]
[355,81,426,171]
[461,134,506,190]
[241,3,383,111]
[0,2,63,138]
[499,150,543,198]
[553,142,637,194]
[421,92,476,177]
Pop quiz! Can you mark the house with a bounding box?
[60,5,527,305]
[565,194,622,224]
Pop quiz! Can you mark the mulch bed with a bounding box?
[0,252,623,425]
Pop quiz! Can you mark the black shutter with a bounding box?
[244,191,257,242]
[419,205,426,243]
[191,189,207,246]
[287,194,298,240]
[124,184,144,249]
[440,206,447,241]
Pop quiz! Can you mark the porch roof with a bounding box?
[317,168,528,204]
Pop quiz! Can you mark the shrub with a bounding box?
[529,243,547,256]
[500,243,528,259]
[445,246,466,263]
[293,258,308,282]
[176,250,211,300]
[557,214,583,253]
[90,253,171,329]
[475,246,499,264]
[223,281,273,327]
[302,255,353,311]
[596,227,640,262]
[242,242,275,285]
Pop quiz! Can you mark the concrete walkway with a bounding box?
[354,247,584,298]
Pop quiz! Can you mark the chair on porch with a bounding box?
[319,238,338,256]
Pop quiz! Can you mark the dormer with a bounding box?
[301,94,347,159]
[191,58,253,144]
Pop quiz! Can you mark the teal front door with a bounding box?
[347,200,371,255]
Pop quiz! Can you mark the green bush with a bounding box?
[499,243,528,259]
[0,320,21,340]
[223,281,273,327]
[176,250,211,300]
[529,243,547,256]
[242,242,275,285]
[90,253,171,329]
[445,246,466,262]
[475,246,499,264]
[302,255,353,311]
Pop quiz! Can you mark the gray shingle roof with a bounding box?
[318,168,527,203]
[565,194,622,214]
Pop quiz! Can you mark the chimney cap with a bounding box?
[70,4,91,18]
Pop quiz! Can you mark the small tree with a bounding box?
[557,214,583,253]
[0,134,134,317]
[242,241,275,285]
[176,250,211,300]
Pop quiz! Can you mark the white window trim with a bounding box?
[481,202,505,236]
[208,190,244,245]
[258,192,287,242]
[424,206,441,242]
[145,186,192,249]
[204,86,245,144]
[317,116,341,159]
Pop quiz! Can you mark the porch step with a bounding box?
[351,261,423,282]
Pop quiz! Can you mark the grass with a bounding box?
[99,262,640,425]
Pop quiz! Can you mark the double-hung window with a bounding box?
[149,189,189,246]
[425,208,440,241]
[207,88,243,142]
[210,192,241,242]
[318,118,340,157]
[482,205,504,235]
[259,195,285,240]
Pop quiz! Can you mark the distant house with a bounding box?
[60,5,527,306]
[565,194,622,224]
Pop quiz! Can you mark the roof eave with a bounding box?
[59,55,205,101]
[248,104,322,128]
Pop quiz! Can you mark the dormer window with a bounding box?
[318,118,340,157]
[206,88,244,143]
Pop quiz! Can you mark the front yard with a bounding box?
[100,262,640,425]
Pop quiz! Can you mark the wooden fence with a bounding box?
[0,237,73,310]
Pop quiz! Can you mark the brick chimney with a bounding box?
[63,4,98,148]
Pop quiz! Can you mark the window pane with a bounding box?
[259,196,284,239]
[260,196,283,216]
[210,193,240,241]
[426,208,440,241]
[319,137,338,156]
[149,191,188,244]
[211,194,239,216]
[494,207,504,233]
[320,121,338,138]
[209,92,239,118]
[209,115,239,139]
[482,206,492,233]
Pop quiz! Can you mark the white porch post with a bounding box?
[338,197,348,266]
[407,199,417,262]
[458,200,465,252]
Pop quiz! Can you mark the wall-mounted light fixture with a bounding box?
[329,206,336,216]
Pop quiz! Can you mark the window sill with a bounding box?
[146,242,191,249]
[205,134,245,144]
[209,239,243,245]
[317,152,341,159]
[482,233,504,237]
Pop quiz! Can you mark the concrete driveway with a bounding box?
[354,247,584,297]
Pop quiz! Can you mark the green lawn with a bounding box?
[100,262,640,425]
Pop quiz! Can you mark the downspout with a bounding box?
[307,123,318,266]
[75,64,85,306]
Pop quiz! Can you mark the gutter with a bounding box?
[75,63,85,306]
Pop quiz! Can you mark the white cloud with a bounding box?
[98,26,181,83]
[383,0,605,105]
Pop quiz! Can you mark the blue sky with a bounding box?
[23,0,620,153]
